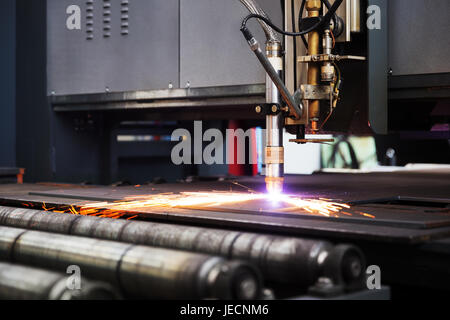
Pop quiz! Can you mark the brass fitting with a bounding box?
[306,0,321,133]
[306,0,322,13]
[321,64,335,82]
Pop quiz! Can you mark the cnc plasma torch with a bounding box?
[240,0,364,194]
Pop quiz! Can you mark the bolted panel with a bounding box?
[47,0,180,96]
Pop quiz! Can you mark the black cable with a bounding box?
[322,0,342,37]
[241,0,343,37]
[299,0,308,48]
[298,0,338,41]
[322,0,337,25]
[242,13,318,37]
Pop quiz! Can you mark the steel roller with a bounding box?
[0,225,262,300]
[0,206,366,288]
[0,262,119,300]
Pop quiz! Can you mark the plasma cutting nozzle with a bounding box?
[265,144,284,194]
[265,176,284,194]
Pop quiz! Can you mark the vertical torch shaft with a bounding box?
[265,41,284,194]
[306,0,322,133]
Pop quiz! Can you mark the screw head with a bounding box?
[271,105,278,113]
[255,106,262,114]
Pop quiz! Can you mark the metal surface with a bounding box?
[51,84,266,112]
[0,206,366,287]
[321,30,334,82]
[0,168,25,184]
[289,138,335,144]
[0,168,23,176]
[244,34,303,119]
[47,0,180,95]
[334,0,351,42]
[19,190,450,230]
[0,225,262,299]
[180,0,282,88]
[0,171,448,244]
[239,0,279,42]
[301,84,333,100]
[388,0,450,76]
[265,41,285,194]
[389,73,450,100]
[350,0,361,33]
[0,0,16,167]
[298,54,366,63]
[368,0,388,134]
[0,262,119,300]
[306,0,321,131]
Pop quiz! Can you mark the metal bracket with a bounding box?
[298,54,366,63]
[289,138,335,145]
[255,103,286,116]
[301,84,333,100]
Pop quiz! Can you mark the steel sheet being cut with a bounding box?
[0,172,449,244]
[23,189,450,229]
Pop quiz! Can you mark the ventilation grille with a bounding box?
[85,0,130,40]
[121,0,129,36]
[86,0,94,40]
[103,0,111,38]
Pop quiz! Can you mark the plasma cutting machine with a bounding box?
[40,0,377,187]
[3,0,449,300]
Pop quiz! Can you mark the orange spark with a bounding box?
[81,192,367,218]
[19,193,375,221]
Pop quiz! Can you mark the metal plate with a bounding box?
[47,0,180,95]
[388,0,450,76]
[0,171,449,244]
[25,187,450,230]
[179,0,283,88]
